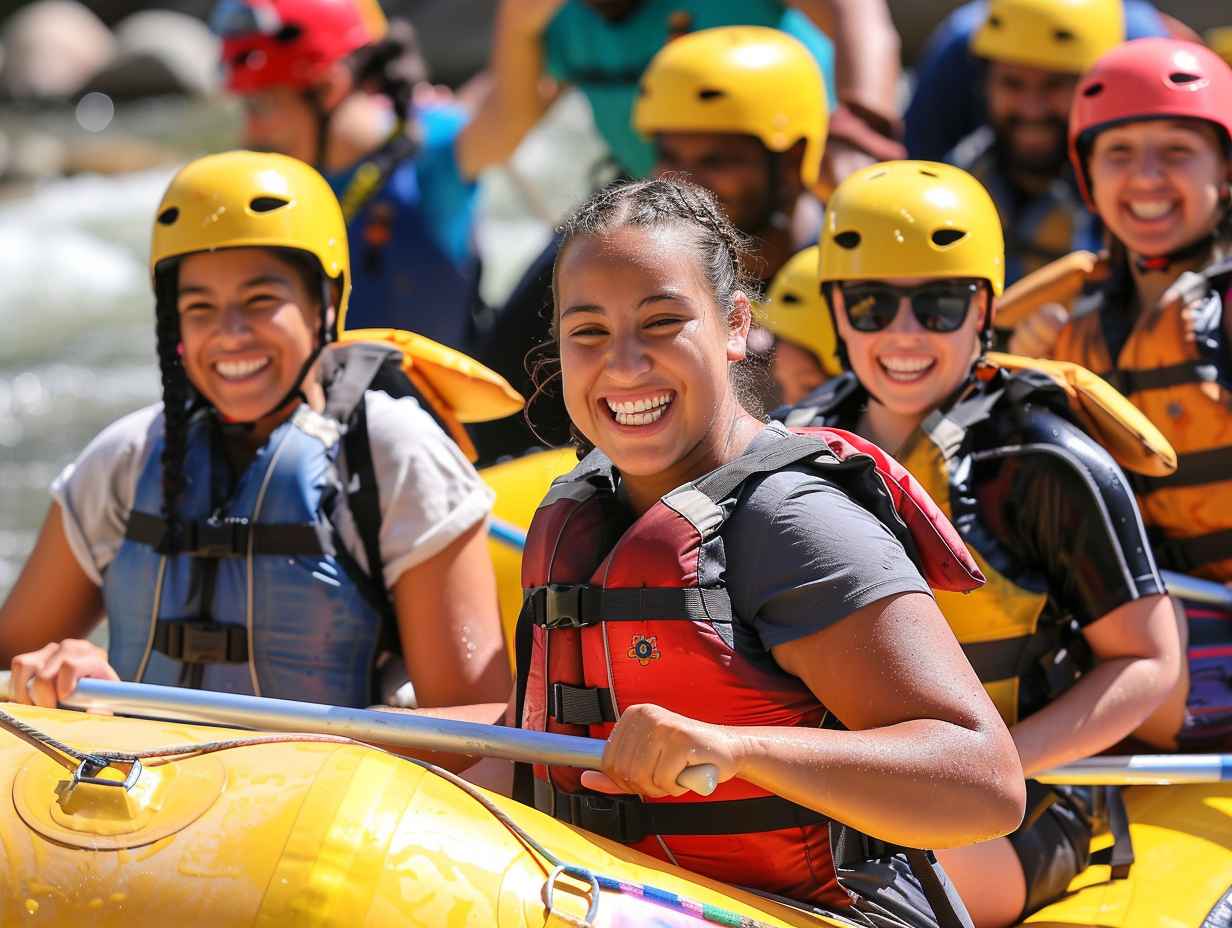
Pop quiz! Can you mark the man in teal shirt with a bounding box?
[464,0,904,189]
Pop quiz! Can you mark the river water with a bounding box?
[0,92,606,602]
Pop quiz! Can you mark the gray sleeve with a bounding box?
[724,468,933,652]
[49,404,162,585]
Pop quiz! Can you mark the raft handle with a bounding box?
[543,864,602,926]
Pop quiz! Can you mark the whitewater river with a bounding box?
[0,93,605,604]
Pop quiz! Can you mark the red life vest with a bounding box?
[515,427,982,906]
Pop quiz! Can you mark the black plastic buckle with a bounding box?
[543,584,585,629]
[567,792,644,844]
[180,622,234,664]
[186,517,250,558]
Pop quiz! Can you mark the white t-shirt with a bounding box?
[51,392,495,591]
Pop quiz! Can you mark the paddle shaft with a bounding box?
[62,679,719,795]
[1161,570,1232,609]
[1036,754,1232,785]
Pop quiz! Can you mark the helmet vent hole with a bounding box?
[1082,81,1104,97]
[782,293,802,304]
[157,207,179,225]
[697,88,725,101]
[932,229,966,247]
[1053,29,1075,43]
[274,24,302,43]
[987,14,1002,28]
[918,168,939,177]
[1169,71,1202,85]
[250,196,290,213]
[834,231,862,250]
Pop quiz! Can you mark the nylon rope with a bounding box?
[0,707,787,928]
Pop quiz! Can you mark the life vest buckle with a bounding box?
[544,585,587,629]
[185,517,251,559]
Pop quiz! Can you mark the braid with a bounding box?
[153,265,191,553]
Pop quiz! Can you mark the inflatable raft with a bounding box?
[0,701,1229,927]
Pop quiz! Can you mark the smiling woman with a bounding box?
[0,152,511,773]
[512,176,1026,927]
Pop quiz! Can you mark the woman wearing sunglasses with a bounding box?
[778,161,1179,927]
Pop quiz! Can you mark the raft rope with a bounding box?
[0,708,792,928]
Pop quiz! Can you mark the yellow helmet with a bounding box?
[1208,27,1232,68]
[970,0,1124,74]
[633,26,827,187]
[151,150,351,324]
[760,246,841,377]
[819,161,1005,295]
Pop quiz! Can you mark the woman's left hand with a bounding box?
[579,704,744,798]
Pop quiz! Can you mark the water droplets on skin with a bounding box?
[460,625,477,660]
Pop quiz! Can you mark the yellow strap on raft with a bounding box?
[995,250,1107,329]
[337,328,525,462]
[982,351,1178,477]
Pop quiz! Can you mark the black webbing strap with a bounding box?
[692,433,838,505]
[547,683,617,726]
[152,620,248,664]
[1130,445,1232,493]
[533,779,826,844]
[1089,787,1134,880]
[903,848,972,928]
[1102,361,1218,396]
[1154,528,1232,573]
[125,511,324,558]
[523,584,734,629]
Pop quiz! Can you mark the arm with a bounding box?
[586,591,1025,850]
[791,0,905,187]
[2,503,117,705]
[377,518,511,771]
[1011,593,1179,777]
[454,0,567,179]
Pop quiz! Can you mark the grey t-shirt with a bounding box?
[722,423,932,659]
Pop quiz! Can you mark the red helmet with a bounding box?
[1069,38,1232,207]
[211,0,387,93]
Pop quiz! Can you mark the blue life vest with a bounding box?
[104,370,393,707]
[330,106,479,351]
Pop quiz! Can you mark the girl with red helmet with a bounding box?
[512,175,1025,925]
[210,0,490,350]
[1049,38,1232,751]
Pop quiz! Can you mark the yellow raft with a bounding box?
[0,703,1229,927]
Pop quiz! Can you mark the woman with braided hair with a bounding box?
[210,0,488,349]
[0,152,510,772]
[512,175,1024,926]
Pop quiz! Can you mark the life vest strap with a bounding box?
[125,511,326,558]
[152,620,249,664]
[532,779,826,844]
[1154,528,1232,574]
[1130,446,1232,493]
[548,683,617,726]
[1102,360,1218,396]
[524,584,734,629]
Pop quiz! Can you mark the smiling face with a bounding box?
[833,277,987,419]
[176,248,323,425]
[985,59,1078,178]
[1087,119,1229,258]
[555,225,751,485]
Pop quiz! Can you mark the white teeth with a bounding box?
[880,357,933,373]
[1128,200,1173,220]
[214,357,270,379]
[606,392,672,426]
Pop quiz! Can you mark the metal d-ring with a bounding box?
[70,755,143,791]
[542,864,602,925]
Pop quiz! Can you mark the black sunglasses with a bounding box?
[832,280,983,334]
